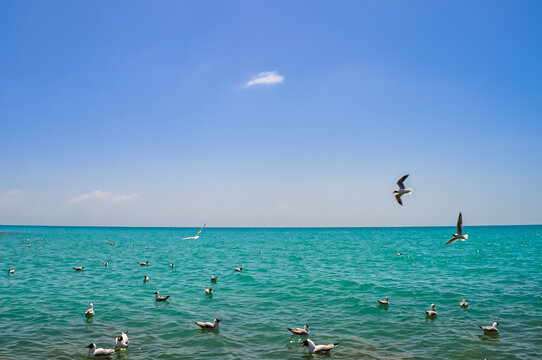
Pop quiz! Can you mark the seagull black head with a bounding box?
[85,343,95,349]
[301,339,309,347]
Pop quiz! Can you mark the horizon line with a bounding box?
[1,223,541,229]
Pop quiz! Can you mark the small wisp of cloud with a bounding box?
[71,190,139,203]
[244,70,284,87]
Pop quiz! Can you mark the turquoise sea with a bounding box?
[1,225,541,359]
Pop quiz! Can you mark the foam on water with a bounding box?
[1,226,541,359]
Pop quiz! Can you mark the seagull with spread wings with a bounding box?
[182,223,206,240]
[446,212,468,245]
[393,174,412,206]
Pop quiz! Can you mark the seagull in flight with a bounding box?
[446,212,468,245]
[393,174,412,206]
[182,223,206,240]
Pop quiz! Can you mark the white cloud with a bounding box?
[245,70,284,87]
[71,190,139,203]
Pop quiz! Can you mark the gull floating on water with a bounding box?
[182,223,206,240]
[301,339,339,354]
[85,343,115,358]
[460,299,469,308]
[105,241,115,246]
[115,331,129,349]
[143,275,149,282]
[194,318,220,330]
[210,275,218,281]
[73,266,84,271]
[205,288,213,294]
[154,291,170,302]
[287,323,309,336]
[169,263,174,268]
[425,303,437,318]
[137,261,149,266]
[395,252,402,256]
[393,174,412,206]
[233,267,243,272]
[479,322,499,335]
[8,268,16,274]
[104,262,109,267]
[378,296,389,306]
[446,212,468,245]
[85,302,95,318]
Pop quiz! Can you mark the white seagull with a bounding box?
[233,267,243,272]
[301,339,339,354]
[154,291,170,302]
[104,262,109,267]
[425,303,437,318]
[210,275,218,281]
[85,343,115,358]
[287,323,309,336]
[73,266,84,271]
[182,223,206,240]
[85,302,95,318]
[8,268,16,274]
[460,299,469,308]
[194,318,220,330]
[378,296,389,306]
[137,261,149,266]
[170,263,175,268]
[115,331,129,349]
[446,212,468,245]
[479,322,499,335]
[393,174,412,206]
[143,275,149,282]
[205,288,213,294]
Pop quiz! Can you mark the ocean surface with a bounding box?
[1,225,541,359]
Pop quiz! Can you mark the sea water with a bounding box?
[1,225,541,359]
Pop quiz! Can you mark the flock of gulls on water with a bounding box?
[7,174,500,358]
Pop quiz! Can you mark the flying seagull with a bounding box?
[446,212,468,245]
[393,174,412,206]
[182,223,206,240]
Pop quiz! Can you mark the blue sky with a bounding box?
[1,1,541,227]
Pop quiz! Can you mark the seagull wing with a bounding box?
[196,223,206,236]
[457,212,463,235]
[314,343,338,353]
[94,348,116,356]
[397,174,409,190]
[395,194,403,206]
[446,238,458,245]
